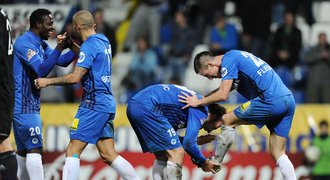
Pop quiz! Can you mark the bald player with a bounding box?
[34,10,140,180]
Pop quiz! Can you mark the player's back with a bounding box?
[222,50,291,100]
[77,34,116,113]
[0,9,14,109]
[130,84,204,129]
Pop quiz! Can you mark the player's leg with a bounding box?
[153,151,168,180]
[127,100,183,179]
[210,112,240,163]
[0,137,17,180]
[268,94,296,180]
[26,148,44,180]
[269,133,296,180]
[62,139,88,180]
[16,150,28,180]
[13,114,44,180]
[163,147,185,180]
[96,138,139,180]
[0,108,17,180]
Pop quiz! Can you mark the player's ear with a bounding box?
[208,61,218,67]
[36,22,43,30]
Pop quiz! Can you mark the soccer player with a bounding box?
[126,84,223,179]
[13,9,78,179]
[179,50,297,180]
[0,8,17,179]
[34,10,140,180]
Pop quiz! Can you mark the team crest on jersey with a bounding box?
[27,49,37,60]
[221,67,228,77]
[78,52,85,63]
[171,139,177,145]
[32,138,39,144]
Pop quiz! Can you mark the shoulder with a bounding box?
[223,50,240,59]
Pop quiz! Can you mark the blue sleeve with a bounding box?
[221,51,239,80]
[30,49,61,77]
[76,43,94,69]
[14,41,61,77]
[182,108,208,167]
[56,50,76,67]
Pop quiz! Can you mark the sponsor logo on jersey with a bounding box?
[77,52,85,63]
[101,76,111,82]
[27,49,37,60]
[221,67,228,77]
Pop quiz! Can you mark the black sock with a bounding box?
[0,151,17,180]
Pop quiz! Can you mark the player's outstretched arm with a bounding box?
[34,66,87,89]
[179,80,233,109]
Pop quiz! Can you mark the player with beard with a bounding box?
[13,8,78,179]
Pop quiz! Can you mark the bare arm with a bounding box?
[35,66,87,89]
[179,79,233,109]
[201,79,233,104]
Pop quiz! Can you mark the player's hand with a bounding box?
[34,78,49,89]
[56,32,69,50]
[197,134,216,145]
[201,159,221,174]
[178,91,200,109]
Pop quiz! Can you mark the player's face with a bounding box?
[39,14,54,40]
[203,114,219,133]
[198,65,220,80]
[72,23,82,38]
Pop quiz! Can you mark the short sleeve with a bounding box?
[14,40,43,66]
[76,43,94,69]
[221,51,239,80]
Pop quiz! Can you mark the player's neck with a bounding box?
[29,28,40,38]
[214,55,223,66]
[81,29,96,41]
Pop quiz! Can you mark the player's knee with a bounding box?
[222,113,240,127]
[99,151,118,165]
[167,148,185,163]
[271,149,285,161]
[27,148,43,154]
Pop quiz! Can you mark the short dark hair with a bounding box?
[207,104,226,119]
[320,120,329,127]
[30,9,51,28]
[194,51,212,74]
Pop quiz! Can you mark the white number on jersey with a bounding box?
[240,51,264,67]
[174,85,196,95]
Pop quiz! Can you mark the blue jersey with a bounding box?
[76,34,116,113]
[13,31,53,114]
[131,84,208,164]
[221,50,291,100]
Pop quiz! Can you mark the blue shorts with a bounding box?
[126,100,182,153]
[234,94,295,138]
[71,107,114,144]
[13,114,43,151]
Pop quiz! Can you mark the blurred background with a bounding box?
[1,0,330,179]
